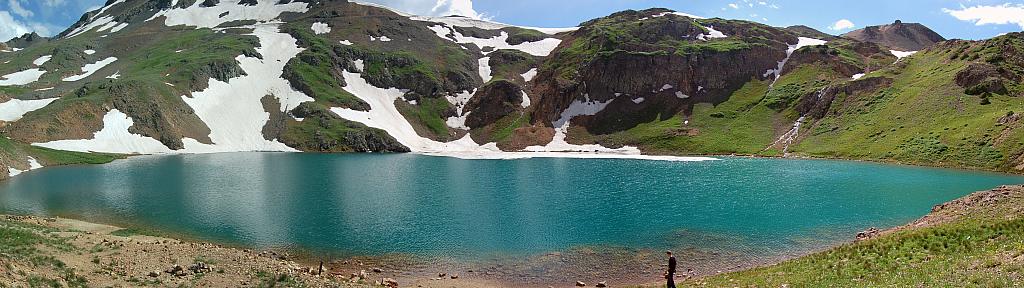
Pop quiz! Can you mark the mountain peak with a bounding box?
[841,20,945,51]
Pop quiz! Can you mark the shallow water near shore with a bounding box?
[2,153,1023,284]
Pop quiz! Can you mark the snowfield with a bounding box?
[333,69,713,161]
[0,98,58,121]
[411,15,578,35]
[178,24,312,153]
[150,0,308,28]
[427,25,562,56]
[62,57,117,82]
[0,69,46,86]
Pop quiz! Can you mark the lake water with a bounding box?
[2,153,1023,282]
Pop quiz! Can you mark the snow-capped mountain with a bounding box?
[1,0,1022,177]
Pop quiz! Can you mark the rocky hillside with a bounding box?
[0,0,1022,176]
[842,20,946,51]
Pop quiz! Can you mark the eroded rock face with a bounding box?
[526,9,796,136]
[465,80,524,129]
[956,62,1009,96]
[795,76,894,120]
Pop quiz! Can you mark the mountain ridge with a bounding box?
[0,0,1022,179]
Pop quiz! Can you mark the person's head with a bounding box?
[666,250,672,256]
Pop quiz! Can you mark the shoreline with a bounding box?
[0,212,847,287]
[0,210,905,287]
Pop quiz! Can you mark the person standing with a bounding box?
[665,250,677,288]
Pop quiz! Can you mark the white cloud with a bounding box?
[729,3,739,9]
[943,4,1024,29]
[0,11,32,41]
[8,0,32,18]
[357,0,486,19]
[41,0,64,7]
[829,19,855,31]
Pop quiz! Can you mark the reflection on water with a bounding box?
[1,153,1022,269]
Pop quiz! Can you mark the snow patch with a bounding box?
[521,68,537,82]
[553,96,614,128]
[370,35,392,42]
[0,69,46,86]
[106,71,120,79]
[339,40,353,46]
[675,91,689,99]
[62,57,117,82]
[32,55,52,66]
[33,109,173,154]
[64,16,116,38]
[477,57,492,82]
[445,90,474,129]
[411,15,578,35]
[311,22,331,34]
[632,97,645,104]
[8,157,43,177]
[109,22,129,33]
[768,37,826,85]
[84,50,96,55]
[427,24,561,56]
[890,50,917,62]
[0,98,57,121]
[352,59,365,71]
[852,73,865,80]
[520,91,531,108]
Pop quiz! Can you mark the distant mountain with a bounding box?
[785,25,838,41]
[841,20,945,51]
[4,32,48,49]
[1,1,1023,178]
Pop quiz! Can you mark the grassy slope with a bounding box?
[794,47,1023,171]
[586,35,1024,173]
[637,185,1024,287]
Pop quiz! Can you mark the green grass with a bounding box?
[397,97,452,138]
[792,46,1023,170]
[124,28,258,88]
[491,113,531,143]
[0,219,88,287]
[255,271,305,288]
[600,80,779,155]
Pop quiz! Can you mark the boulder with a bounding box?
[576,281,587,287]
[856,227,881,240]
[596,281,608,287]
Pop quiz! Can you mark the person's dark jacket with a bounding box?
[668,256,677,274]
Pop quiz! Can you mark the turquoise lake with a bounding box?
[2,153,1023,270]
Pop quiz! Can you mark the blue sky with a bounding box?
[1,0,1022,41]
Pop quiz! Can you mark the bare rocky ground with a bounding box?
[0,216,381,287]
